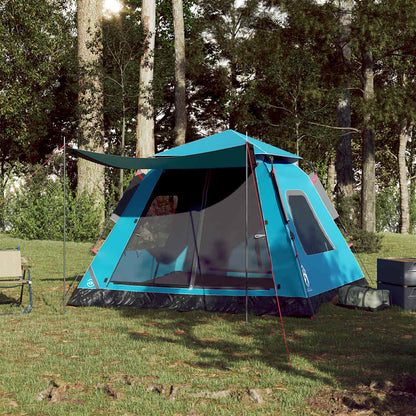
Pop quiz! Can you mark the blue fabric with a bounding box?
[157,130,301,161]
[254,161,307,298]
[269,161,363,296]
[79,170,162,290]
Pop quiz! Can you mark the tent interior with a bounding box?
[109,167,274,291]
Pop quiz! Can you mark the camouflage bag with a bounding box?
[338,285,391,311]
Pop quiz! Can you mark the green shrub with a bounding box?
[349,228,383,253]
[3,169,101,242]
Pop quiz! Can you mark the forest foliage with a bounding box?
[1,0,416,240]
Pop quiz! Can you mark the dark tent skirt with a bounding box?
[67,285,364,317]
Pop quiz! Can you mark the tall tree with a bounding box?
[375,6,416,233]
[186,0,265,135]
[77,0,105,221]
[335,0,354,199]
[172,0,187,146]
[360,47,376,232]
[102,10,144,198]
[0,0,74,228]
[398,120,413,234]
[380,2,416,234]
[136,0,156,158]
[240,0,339,161]
[353,0,416,233]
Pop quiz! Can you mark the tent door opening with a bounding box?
[109,167,273,290]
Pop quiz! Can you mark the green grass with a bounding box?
[0,232,415,415]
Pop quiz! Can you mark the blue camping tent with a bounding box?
[68,130,364,316]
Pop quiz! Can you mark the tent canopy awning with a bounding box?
[69,130,302,170]
[69,145,251,170]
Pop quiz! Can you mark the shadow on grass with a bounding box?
[120,307,334,384]
[0,292,21,304]
[118,302,416,414]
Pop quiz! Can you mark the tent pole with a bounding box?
[245,136,249,325]
[63,138,66,314]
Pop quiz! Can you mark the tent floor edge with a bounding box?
[67,284,366,317]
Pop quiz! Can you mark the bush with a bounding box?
[349,228,383,253]
[335,192,383,253]
[3,169,101,242]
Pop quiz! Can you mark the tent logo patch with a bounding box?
[86,279,95,288]
[301,266,312,292]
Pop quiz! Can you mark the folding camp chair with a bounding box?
[0,247,33,314]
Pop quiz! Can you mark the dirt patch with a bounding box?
[307,374,416,415]
[190,387,272,404]
[36,380,88,405]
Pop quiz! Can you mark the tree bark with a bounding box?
[0,162,6,232]
[327,152,336,203]
[336,0,354,198]
[77,0,105,222]
[120,93,126,200]
[136,0,156,159]
[398,120,412,234]
[172,0,187,147]
[361,49,376,233]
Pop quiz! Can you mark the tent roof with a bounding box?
[69,130,301,170]
[157,130,301,160]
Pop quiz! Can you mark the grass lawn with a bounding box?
[0,232,415,415]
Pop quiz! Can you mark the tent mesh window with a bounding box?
[110,168,273,290]
[286,190,334,255]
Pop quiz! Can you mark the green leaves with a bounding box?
[3,167,101,242]
[0,0,75,165]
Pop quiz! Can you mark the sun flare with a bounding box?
[103,0,123,16]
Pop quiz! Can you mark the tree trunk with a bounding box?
[408,144,416,232]
[336,90,354,195]
[398,120,412,234]
[0,162,6,232]
[327,152,336,203]
[77,0,105,223]
[361,49,376,233]
[120,100,126,200]
[172,0,187,147]
[336,0,354,198]
[136,0,156,159]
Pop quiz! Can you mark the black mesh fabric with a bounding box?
[68,283,372,316]
[112,174,144,220]
[287,192,334,255]
[110,168,272,290]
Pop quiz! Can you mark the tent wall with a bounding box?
[83,169,162,289]
[111,173,144,222]
[268,160,363,295]
[254,161,307,298]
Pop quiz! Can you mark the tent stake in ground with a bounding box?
[68,130,365,317]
